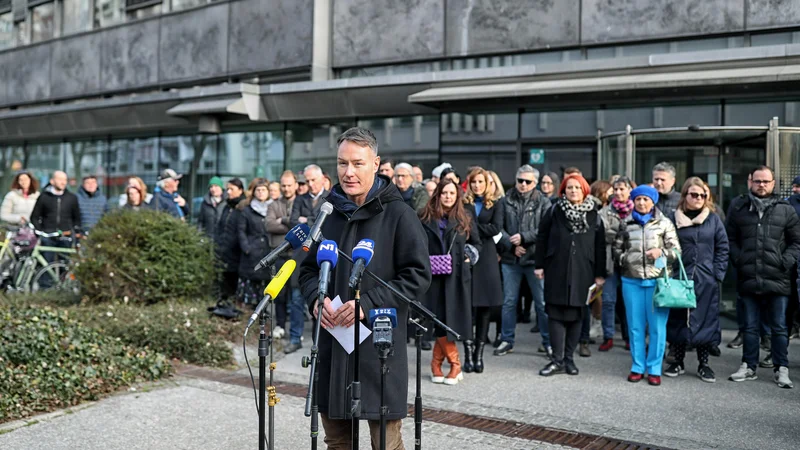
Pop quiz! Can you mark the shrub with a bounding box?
[72,209,218,304]
[0,304,171,423]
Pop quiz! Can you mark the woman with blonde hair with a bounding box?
[487,170,505,198]
[117,176,151,207]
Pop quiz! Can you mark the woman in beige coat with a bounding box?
[1,172,40,225]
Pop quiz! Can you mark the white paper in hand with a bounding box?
[492,232,503,244]
[325,295,371,354]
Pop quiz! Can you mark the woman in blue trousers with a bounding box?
[613,185,681,386]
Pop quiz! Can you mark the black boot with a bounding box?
[473,341,485,373]
[463,340,475,373]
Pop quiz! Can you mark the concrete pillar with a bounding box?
[312,0,333,81]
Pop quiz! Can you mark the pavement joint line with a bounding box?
[174,362,682,449]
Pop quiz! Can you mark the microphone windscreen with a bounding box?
[351,239,375,266]
[317,240,339,268]
[264,260,296,298]
[286,223,310,249]
[369,308,398,328]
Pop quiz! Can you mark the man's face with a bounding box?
[52,172,68,191]
[82,178,98,194]
[337,140,379,202]
[297,183,308,195]
[412,166,423,183]
[305,170,323,196]
[394,168,413,191]
[652,170,675,195]
[280,176,297,199]
[515,172,536,194]
[751,169,775,197]
[379,162,394,180]
[209,185,223,198]
[792,184,800,195]
[163,178,178,193]
[425,181,437,198]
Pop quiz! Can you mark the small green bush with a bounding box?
[0,304,171,423]
[72,209,218,304]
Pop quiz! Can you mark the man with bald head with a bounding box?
[30,171,82,263]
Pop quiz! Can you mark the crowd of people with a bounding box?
[4,145,799,392]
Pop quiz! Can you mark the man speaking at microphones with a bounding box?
[299,127,431,449]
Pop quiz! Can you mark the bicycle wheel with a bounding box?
[30,262,79,294]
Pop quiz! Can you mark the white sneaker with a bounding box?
[774,366,794,389]
[431,375,444,384]
[729,362,757,382]
[443,372,464,386]
[272,326,285,339]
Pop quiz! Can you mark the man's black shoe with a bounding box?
[493,341,513,356]
[727,332,743,349]
[539,362,565,376]
[530,324,540,333]
[709,345,721,357]
[564,360,579,375]
[760,352,774,368]
[761,335,772,351]
[664,362,685,378]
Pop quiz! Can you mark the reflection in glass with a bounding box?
[16,15,29,46]
[357,116,439,178]
[599,135,627,181]
[126,3,161,21]
[171,0,211,12]
[63,0,93,35]
[441,143,517,187]
[778,131,800,198]
[160,135,217,222]
[0,12,12,49]
[31,2,55,43]
[94,0,124,28]
[286,122,354,175]
[441,112,518,142]
[65,141,107,195]
[25,142,65,190]
[219,131,284,189]
[109,137,159,206]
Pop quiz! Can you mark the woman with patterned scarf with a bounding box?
[534,174,606,376]
[598,176,637,352]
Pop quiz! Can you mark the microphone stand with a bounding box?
[409,317,427,450]
[377,328,392,450]
[257,264,279,450]
[350,280,362,450]
[302,289,325,450]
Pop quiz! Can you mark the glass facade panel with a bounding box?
[525,145,598,182]
[599,134,627,180]
[16,14,29,46]
[751,31,799,47]
[31,2,56,43]
[0,145,28,200]
[63,0,93,35]
[159,134,217,222]
[521,110,597,138]
[126,3,161,21]
[0,12,12,49]
[675,36,744,52]
[26,142,64,189]
[357,116,439,177]
[441,143,517,188]
[95,0,124,28]
[286,121,354,176]
[108,137,159,207]
[725,102,785,126]
[441,112,518,142]
[777,131,800,198]
[219,129,285,188]
[171,0,210,11]
[64,140,107,196]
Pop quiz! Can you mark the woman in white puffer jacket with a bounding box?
[1,172,41,225]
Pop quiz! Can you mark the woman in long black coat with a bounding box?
[421,179,481,386]
[237,180,272,306]
[535,174,606,376]
[463,167,504,374]
[215,178,246,302]
[665,177,729,383]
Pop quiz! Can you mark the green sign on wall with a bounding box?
[529,149,545,165]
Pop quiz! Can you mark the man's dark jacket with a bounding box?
[298,175,431,421]
[498,188,551,266]
[29,187,81,234]
[198,192,227,240]
[289,189,329,228]
[657,189,681,217]
[76,187,108,231]
[149,189,188,219]
[726,194,800,296]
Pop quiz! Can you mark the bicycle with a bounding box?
[6,226,79,294]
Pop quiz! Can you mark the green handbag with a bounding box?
[653,252,696,309]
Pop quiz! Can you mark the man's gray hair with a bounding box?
[516,165,539,181]
[652,162,676,178]
[304,164,322,176]
[395,162,413,174]
[337,127,379,156]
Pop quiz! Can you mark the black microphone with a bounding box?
[348,239,375,289]
[254,223,310,271]
[302,202,334,252]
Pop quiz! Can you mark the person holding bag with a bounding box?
[664,177,729,383]
[421,179,481,385]
[613,185,681,386]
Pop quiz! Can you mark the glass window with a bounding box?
[159,134,217,222]
[0,145,28,200]
[441,112,518,142]
[171,0,209,11]
[751,31,799,47]
[521,110,597,138]
[441,143,517,188]
[0,12,12,49]
[108,136,159,207]
[16,14,30,46]
[357,116,440,178]
[126,3,160,21]
[515,50,582,66]
[219,129,285,189]
[63,0,92,35]
[724,102,785,127]
[31,2,55,43]
[286,121,355,175]
[94,0,124,28]
[26,142,65,190]
[674,36,744,52]
[64,140,108,197]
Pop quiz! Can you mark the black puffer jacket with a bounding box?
[198,192,226,240]
[29,187,82,234]
[726,194,800,296]
[498,188,551,266]
[215,195,246,273]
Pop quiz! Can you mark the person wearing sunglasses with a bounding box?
[727,166,800,389]
[664,177,729,383]
[494,165,553,357]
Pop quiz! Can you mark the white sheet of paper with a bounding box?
[586,283,598,306]
[493,232,503,244]
[326,295,372,354]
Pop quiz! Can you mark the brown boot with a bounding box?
[443,339,463,385]
[431,337,446,383]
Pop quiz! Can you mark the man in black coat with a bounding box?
[29,171,81,263]
[726,166,800,388]
[298,127,431,449]
[290,164,329,229]
[652,162,681,217]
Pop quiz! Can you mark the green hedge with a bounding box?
[0,304,171,423]
[72,209,218,304]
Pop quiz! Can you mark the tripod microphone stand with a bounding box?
[350,280,363,450]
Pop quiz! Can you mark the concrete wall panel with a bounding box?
[6,44,51,105]
[333,0,444,67]
[228,0,313,75]
[582,0,745,44]
[747,0,800,29]
[51,34,101,99]
[445,0,579,56]
[0,52,7,106]
[100,19,160,92]
[159,3,229,83]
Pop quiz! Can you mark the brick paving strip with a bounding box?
[175,363,674,450]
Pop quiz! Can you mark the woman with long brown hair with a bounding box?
[420,179,481,385]
[1,171,40,225]
[463,167,504,374]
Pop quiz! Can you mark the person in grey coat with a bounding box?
[197,176,227,240]
[76,175,109,232]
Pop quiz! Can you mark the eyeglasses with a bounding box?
[516,178,534,185]
[540,181,553,186]
[752,179,774,185]
[688,192,708,199]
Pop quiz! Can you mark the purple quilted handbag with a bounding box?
[430,234,457,276]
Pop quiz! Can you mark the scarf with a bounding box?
[400,186,414,202]
[557,197,595,234]
[611,197,634,219]
[632,209,653,226]
[250,199,269,217]
[474,196,484,216]
[674,207,710,229]
[749,192,778,218]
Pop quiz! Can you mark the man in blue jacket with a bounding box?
[150,169,188,220]
[76,175,109,232]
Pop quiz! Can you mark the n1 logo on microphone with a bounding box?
[320,242,336,252]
